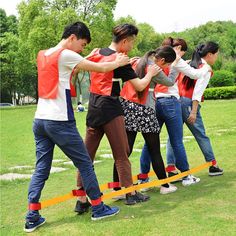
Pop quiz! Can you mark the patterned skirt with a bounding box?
[120,98,160,133]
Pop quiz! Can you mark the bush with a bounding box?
[209,70,235,87]
[204,86,236,99]
[222,60,236,83]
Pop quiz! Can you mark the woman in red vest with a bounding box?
[75,24,160,211]
[167,41,223,176]
[139,38,211,187]
[113,46,179,195]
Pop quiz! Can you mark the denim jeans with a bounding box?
[140,96,189,174]
[167,97,215,164]
[26,119,101,222]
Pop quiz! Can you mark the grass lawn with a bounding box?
[1,100,236,236]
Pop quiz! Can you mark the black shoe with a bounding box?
[125,191,150,205]
[74,200,91,214]
[209,166,224,176]
[168,171,182,183]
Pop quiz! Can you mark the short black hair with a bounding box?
[112,24,138,43]
[61,21,91,43]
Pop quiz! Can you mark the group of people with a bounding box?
[24,21,223,233]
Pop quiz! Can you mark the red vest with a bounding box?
[88,49,117,96]
[120,59,149,105]
[154,67,182,94]
[154,67,170,93]
[178,63,213,101]
[37,48,76,99]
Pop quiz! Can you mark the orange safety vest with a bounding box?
[120,59,149,105]
[88,49,117,96]
[37,48,76,99]
[178,63,213,101]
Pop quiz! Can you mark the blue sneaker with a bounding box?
[91,205,120,221]
[24,217,46,233]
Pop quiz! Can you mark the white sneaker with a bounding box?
[182,175,200,186]
[160,184,178,194]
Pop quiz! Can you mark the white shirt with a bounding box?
[155,58,210,99]
[192,58,211,102]
[35,46,84,121]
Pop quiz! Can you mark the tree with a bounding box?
[16,0,117,102]
[0,9,19,103]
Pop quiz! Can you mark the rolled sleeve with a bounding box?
[192,72,211,102]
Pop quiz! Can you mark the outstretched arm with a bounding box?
[74,53,130,73]
[174,58,211,79]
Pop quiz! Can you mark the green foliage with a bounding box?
[0,9,19,102]
[1,1,236,103]
[204,86,236,99]
[221,59,236,83]
[209,70,235,87]
[170,21,236,61]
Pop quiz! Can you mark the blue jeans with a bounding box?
[140,97,189,174]
[167,97,215,164]
[26,119,102,221]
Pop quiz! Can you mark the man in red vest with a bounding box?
[24,21,129,233]
[75,24,160,212]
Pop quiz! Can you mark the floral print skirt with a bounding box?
[120,98,160,133]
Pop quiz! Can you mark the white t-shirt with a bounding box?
[35,46,84,121]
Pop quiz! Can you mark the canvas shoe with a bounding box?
[209,166,224,176]
[182,175,200,186]
[74,199,91,214]
[91,204,120,221]
[24,217,46,233]
[160,184,178,194]
[125,191,150,205]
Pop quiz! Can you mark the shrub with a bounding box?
[209,70,235,87]
[222,60,236,83]
[204,86,236,99]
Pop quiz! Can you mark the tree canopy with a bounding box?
[0,1,235,103]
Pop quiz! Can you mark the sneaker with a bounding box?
[167,171,182,183]
[160,184,178,194]
[24,217,46,233]
[209,166,224,176]
[74,200,91,214]
[125,191,150,205]
[182,175,200,186]
[91,205,120,221]
[139,178,153,192]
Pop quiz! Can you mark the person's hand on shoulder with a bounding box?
[115,53,130,67]
[147,64,162,77]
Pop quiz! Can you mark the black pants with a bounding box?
[113,131,168,189]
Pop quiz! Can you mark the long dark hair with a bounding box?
[182,41,219,90]
[135,46,176,79]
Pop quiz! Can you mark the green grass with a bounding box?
[1,100,236,235]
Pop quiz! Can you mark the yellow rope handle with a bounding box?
[40,162,212,209]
